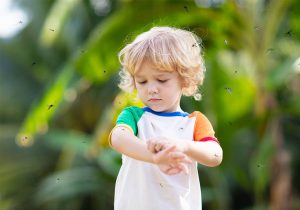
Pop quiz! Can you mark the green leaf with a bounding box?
[16,64,75,146]
[39,0,81,47]
[34,166,102,204]
[250,133,274,200]
[266,59,296,90]
[44,130,91,154]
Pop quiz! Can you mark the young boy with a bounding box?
[109,26,223,210]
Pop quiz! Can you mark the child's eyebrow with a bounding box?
[135,72,171,79]
[154,72,174,77]
[134,75,144,79]
[156,73,171,77]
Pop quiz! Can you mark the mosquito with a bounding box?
[48,104,54,110]
[183,5,189,12]
[225,87,232,94]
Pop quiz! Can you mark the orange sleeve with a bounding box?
[189,111,219,143]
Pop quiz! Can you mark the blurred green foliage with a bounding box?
[1,0,300,210]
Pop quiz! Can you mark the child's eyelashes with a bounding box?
[137,79,168,84]
[137,81,147,84]
[157,79,168,83]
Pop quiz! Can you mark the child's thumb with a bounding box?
[163,145,177,154]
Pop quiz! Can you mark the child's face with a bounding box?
[134,60,183,112]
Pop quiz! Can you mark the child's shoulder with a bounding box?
[119,106,145,118]
[188,110,213,123]
[188,110,204,118]
[121,105,144,113]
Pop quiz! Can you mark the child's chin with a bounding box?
[151,106,170,112]
[148,105,165,112]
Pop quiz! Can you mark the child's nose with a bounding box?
[147,83,158,94]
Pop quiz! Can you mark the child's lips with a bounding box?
[148,98,161,102]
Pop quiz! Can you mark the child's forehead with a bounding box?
[134,71,172,78]
[134,60,174,77]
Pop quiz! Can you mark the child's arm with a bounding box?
[147,137,223,167]
[184,140,223,167]
[110,126,191,174]
[110,126,154,163]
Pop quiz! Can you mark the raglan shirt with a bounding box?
[111,106,218,210]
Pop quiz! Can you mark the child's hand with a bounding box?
[147,137,171,153]
[158,162,187,175]
[147,137,188,154]
[152,145,192,175]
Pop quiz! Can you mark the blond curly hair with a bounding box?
[118,26,206,97]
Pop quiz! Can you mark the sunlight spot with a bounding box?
[0,0,30,39]
[193,93,202,101]
[90,0,111,16]
[64,88,77,102]
[293,57,300,74]
[16,133,34,147]
[78,78,91,92]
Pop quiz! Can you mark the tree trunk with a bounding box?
[269,112,292,210]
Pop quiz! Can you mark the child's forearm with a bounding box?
[185,141,223,167]
[110,127,155,164]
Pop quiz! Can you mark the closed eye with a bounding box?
[137,81,147,84]
[158,79,168,83]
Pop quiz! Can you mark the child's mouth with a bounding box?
[148,98,161,102]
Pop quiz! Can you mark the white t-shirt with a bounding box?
[111,106,218,210]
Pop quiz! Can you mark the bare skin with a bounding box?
[110,127,192,175]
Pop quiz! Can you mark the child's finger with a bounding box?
[166,167,182,175]
[177,163,189,174]
[167,162,189,175]
[169,152,192,164]
[147,140,156,153]
[155,143,164,152]
[170,151,185,159]
[178,156,192,164]
[162,145,177,154]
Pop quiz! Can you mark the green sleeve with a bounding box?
[116,106,144,136]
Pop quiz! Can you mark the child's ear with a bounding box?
[180,77,188,89]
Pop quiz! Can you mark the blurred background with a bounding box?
[1,0,300,209]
